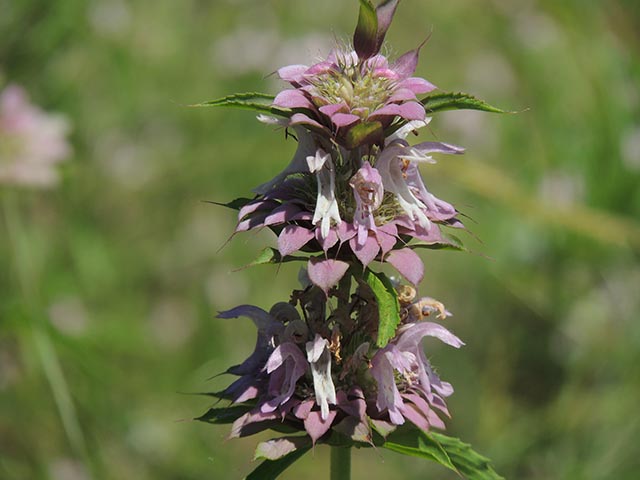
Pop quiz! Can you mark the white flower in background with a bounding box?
[0,84,71,188]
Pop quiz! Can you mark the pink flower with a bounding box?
[212,290,461,445]
[350,161,384,246]
[231,126,465,291]
[0,85,71,188]
[375,138,464,231]
[370,321,464,429]
[272,47,435,145]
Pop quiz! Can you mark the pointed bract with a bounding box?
[307,257,350,294]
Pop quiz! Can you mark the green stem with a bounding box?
[330,447,351,480]
[2,192,95,477]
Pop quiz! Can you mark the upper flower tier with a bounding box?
[273,46,435,146]
[195,0,505,294]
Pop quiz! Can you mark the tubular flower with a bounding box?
[214,281,461,446]
[375,137,464,231]
[221,6,468,294]
[231,122,464,290]
[370,321,463,429]
[306,334,337,420]
[349,161,384,246]
[308,148,342,238]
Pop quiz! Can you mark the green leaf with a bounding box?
[431,432,504,480]
[383,428,504,480]
[421,92,510,114]
[353,0,378,60]
[243,247,280,268]
[384,429,456,472]
[195,404,252,425]
[204,197,254,211]
[411,233,467,252]
[363,269,401,348]
[189,92,292,117]
[343,120,384,148]
[245,444,312,480]
[234,247,308,271]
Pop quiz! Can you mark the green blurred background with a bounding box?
[1,0,639,478]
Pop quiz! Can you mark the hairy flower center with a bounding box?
[311,64,393,117]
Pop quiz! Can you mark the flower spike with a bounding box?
[200,2,505,478]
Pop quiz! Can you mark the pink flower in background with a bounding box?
[0,85,71,188]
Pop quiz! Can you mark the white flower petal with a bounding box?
[306,335,337,420]
[311,153,342,238]
[384,118,431,145]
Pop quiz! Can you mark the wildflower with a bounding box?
[306,334,337,420]
[273,40,435,147]
[349,161,384,246]
[211,284,460,447]
[370,321,463,429]
[375,138,464,231]
[199,0,506,475]
[263,342,308,413]
[231,126,464,289]
[0,85,71,188]
[216,305,285,403]
[308,148,342,238]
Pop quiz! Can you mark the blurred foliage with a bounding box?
[1,0,639,479]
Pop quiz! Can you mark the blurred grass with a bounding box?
[1,0,639,479]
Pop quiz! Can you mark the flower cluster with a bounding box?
[238,117,464,290]
[217,281,462,448]
[0,85,71,188]
[201,0,491,464]
[228,6,467,297]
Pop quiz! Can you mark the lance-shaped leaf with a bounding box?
[410,232,467,252]
[383,427,504,480]
[353,0,378,59]
[245,444,312,480]
[384,427,455,471]
[430,432,504,480]
[374,0,400,53]
[189,92,292,117]
[195,404,253,425]
[235,247,308,271]
[354,0,400,60]
[204,197,254,211]
[421,92,510,114]
[362,269,401,348]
